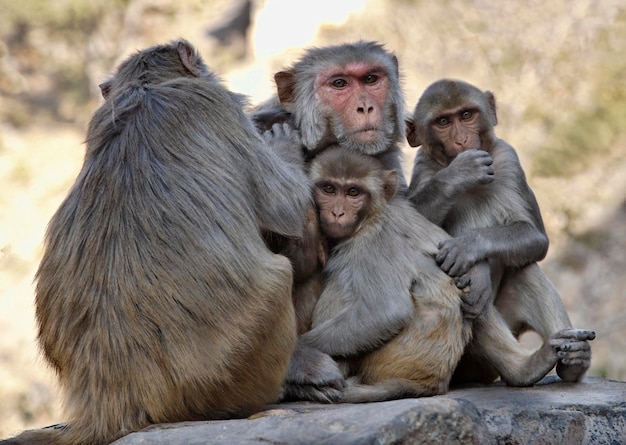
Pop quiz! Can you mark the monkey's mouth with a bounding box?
[320,222,349,240]
[351,127,381,142]
[355,126,380,135]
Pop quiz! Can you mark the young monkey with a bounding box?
[406,78,594,383]
[298,147,593,402]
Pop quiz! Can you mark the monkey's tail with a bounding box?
[0,422,110,445]
[340,378,445,403]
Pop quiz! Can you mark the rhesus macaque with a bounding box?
[250,41,411,402]
[0,40,311,445]
[251,40,408,188]
[260,122,345,403]
[406,78,595,383]
[302,147,595,402]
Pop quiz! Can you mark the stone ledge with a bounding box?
[112,377,626,444]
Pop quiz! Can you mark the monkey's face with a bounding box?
[430,107,482,162]
[314,180,369,240]
[315,62,395,155]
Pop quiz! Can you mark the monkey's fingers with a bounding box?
[556,340,591,353]
[557,347,592,364]
[550,328,596,343]
[455,274,471,289]
[435,249,457,275]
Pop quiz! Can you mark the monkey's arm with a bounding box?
[408,149,494,225]
[302,275,414,357]
[436,143,549,277]
[250,123,312,238]
[454,260,493,319]
[437,221,548,277]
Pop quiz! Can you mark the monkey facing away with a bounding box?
[406,78,595,383]
[297,147,594,402]
[1,40,312,445]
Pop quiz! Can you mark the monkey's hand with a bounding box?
[437,233,487,277]
[263,122,304,166]
[281,342,346,403]
[455,261,492,319]
[442,149,494,194]
[549,329,595,383]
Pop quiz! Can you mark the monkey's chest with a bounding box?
[443,194,500,236]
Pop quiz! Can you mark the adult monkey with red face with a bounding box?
[254,40,407,188]
[254,42,410,402]
[406,79,595,383]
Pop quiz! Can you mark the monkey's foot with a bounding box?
[550,329,596,382]
[281,382,344,403]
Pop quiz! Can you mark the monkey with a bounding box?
[405,78,595,384]
[250,40,408,188]
[0,40,312,445]
[300,146,595,403]
[258,122,346,403]
[247,41,413,402]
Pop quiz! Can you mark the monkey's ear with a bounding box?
[177,40,206,77]
[383,170,399,202]
[99,81,112,99]
[275,71,297,105]
[405,117,421,147]
[391,55,400,77]
[485,91,498,127]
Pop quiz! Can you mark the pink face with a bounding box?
[314,62,390,146]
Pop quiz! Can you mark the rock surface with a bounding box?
[112,376,626,445]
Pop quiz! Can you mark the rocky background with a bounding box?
[0,0,624,439]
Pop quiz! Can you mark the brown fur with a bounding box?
[255,42,410,403]
[304,148,593,403]
[0,40,312,445]
[406,78,594,384]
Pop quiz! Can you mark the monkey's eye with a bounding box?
[460,110,474,120]
[331,78,348,89]
[363,73,379,84]
[435,116,450,127]
[321,184,336,194]
[346,187,360,197]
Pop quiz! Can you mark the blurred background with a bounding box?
[0,0,624,437]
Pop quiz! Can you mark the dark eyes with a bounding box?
[347,187,360,197]
[320,184,360,197]
[460,110,474,120]
[363,74,379,84]
[434,110,475,127]
[330,73,379,89]
[435,116,450,127]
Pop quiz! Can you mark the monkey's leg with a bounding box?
[473,306,557,386]
[339,378,442,403]
[350,294,471,401]
[494,263,571,339]
[494,263,595,381]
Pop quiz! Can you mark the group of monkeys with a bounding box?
[2,39,595,445]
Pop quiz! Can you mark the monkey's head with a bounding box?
[274,41,405,156]
[98,39,217,100]
[309,146,398,240]
[406,79,498,166]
